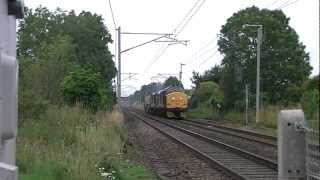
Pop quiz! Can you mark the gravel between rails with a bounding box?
[128,109,278,180]
[133,109,277,160]
[187,118,277,143]
[124,110,231,180]
[167,118,277,160]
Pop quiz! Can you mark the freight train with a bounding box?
[144,86,188,118]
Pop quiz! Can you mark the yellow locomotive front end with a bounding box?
[165,91,188,118]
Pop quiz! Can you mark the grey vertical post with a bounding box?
[0,0,17,165]
[256,26,262,123]
[0,163,17,180]
[278,109,306,180]
[117,26,121,98]
[114,29,118,98]
[0,0,23,179]
[245,84,248,126]
[179,63,185,81]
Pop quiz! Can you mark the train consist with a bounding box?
[144,86,188,118]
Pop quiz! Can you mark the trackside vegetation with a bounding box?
[187,6,319,134]
[17,106,155,180]
[17,6,154,180]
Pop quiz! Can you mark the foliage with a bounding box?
[61,68,111,111]
[301,89,319,120]
[304,75,319,91]
[187,105,216,119]
[17,6,116,117]
[129,82,162,104]
[163,76,183,88]
[216,6,311,108]
[190,81,224,109]
[191,65,223,87]
[17,106,146,180]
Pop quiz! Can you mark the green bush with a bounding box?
[61,68,111,111]
[301,89,319,120]
[191,81,224,107]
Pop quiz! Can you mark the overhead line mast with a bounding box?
[116,28,188,98]
[142,0,206,74]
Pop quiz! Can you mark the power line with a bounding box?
[146,0,204,73]
[266,0,284,9]
[176,0,207,35]
[108,0,117,29]
[191,0,297,71]
[181,37,217,64]
[142,0,206,74]
[277,0,299,9]
[195,49,219,68]
[174,0,202,33]
[143,45,169,73]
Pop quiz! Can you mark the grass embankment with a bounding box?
[17,106,155,180]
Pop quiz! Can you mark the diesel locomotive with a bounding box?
[144,86,188,118]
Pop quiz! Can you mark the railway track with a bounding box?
[186,118,277,145]
[162,117,277,160]
[133,109,277,160]
[124,110,232,180]
[128,109,278,179]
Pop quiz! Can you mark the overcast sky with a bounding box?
[25,0,319,96]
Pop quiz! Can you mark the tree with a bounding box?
[61,68,107,111]
[191,65,223,87]
[190,81,224,109]
[304,75,319,91]
[163,76,183,88]
[17,6,117,112]
[217,6,312,107]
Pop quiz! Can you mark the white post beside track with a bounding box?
[0,0,24,179]
[278,109,306,180]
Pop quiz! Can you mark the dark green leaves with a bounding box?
[217,6,312,106]
[18,6,116,116]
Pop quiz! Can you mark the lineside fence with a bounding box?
[305,118,320,180]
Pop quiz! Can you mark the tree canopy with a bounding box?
[163,76,184,88]
[218,6,311,106]
[190,6,312,109]
[18,6,116,116]
[191,65,223,88]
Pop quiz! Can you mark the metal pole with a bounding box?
[114,28,117,98]
[256,27,262,123]
[179,63,185,81]
[117,26,121,98]
[245,84,249,127]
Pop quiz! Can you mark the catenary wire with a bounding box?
[142,0,206,74]
[108,0,117,29]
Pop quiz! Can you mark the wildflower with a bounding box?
[101,172,112,177]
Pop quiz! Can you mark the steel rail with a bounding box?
[141,113,277,170]
[188,118,276,142]
[127,109,278,179]
[127,110,248,180]
[176,119,277,147]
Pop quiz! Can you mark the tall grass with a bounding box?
[187,105,217,119]
[17,105,126,180]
